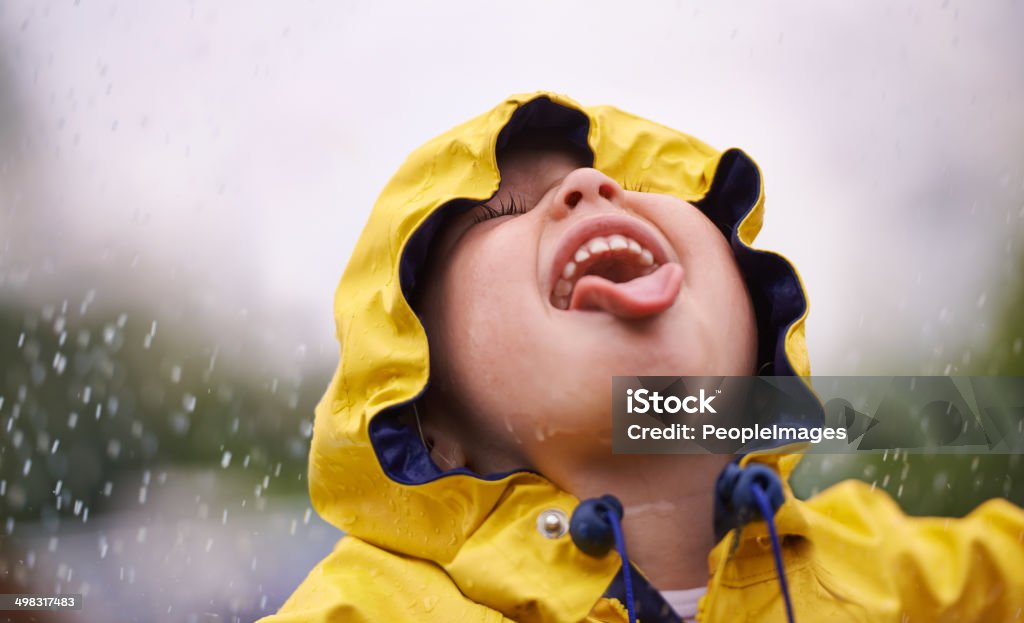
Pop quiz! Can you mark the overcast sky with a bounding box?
[1,0,1022,375]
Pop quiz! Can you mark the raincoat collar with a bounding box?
[442,452,811,622]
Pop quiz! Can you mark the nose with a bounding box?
[553,168,624,215]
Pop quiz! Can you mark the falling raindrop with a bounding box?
[53,352,67,374]
[221,451,232,468]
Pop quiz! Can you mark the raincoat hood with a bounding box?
[309,91,811,620]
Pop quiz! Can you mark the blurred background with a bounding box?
[1,1,1022,621]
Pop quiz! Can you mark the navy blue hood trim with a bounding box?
[695,148,807,376]
[372,95,811,485]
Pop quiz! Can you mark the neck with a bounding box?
[560,454,733,590]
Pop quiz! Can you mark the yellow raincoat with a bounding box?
[261,92,1024,622]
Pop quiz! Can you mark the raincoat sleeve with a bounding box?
[257,536,510,623]
[809,479,1024,620]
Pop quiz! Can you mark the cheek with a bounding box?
[692,234,758,372]
[652,204,758,373]
[436,229,542,394]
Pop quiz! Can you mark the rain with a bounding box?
[1,1,1022,622]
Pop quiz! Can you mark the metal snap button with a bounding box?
[537,509,568,539]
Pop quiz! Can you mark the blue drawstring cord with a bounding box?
[605,507,637,623]
[569,495,637,622]
[751,482,795,623]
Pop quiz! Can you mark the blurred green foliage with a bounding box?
[0,295,328,526]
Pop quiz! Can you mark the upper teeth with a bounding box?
[552,235,660,310]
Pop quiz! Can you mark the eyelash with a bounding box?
[471,195,529,224]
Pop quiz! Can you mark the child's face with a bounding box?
[418,140,757,478]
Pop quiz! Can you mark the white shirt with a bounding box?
[659,587,707,622]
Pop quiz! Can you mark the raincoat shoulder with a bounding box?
[261,535,637,623]
[259,536,513,623]
[702,454,1024,622]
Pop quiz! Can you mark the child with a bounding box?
[261,92,1024,622]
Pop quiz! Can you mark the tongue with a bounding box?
[568,263,683,319]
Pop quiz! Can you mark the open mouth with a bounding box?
[549,216,684,319]
[551,234,659,308]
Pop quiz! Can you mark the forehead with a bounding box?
[494,132,590,200]
[494,150,585,204]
